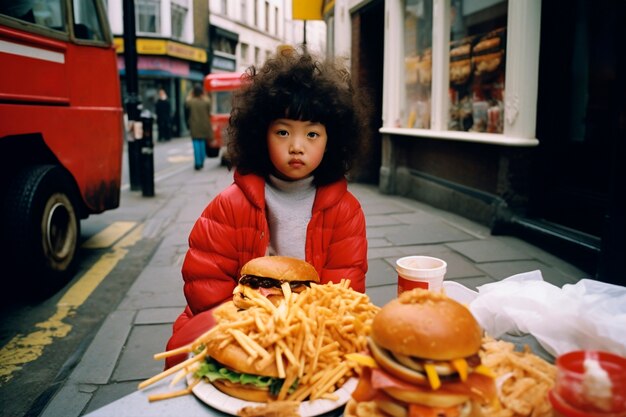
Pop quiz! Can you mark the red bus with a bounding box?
[204,72,243,163]
[0,0,123,288]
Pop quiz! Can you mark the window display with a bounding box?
[404,0,432,129]
[448,0,507,133]
[402,0,508,134]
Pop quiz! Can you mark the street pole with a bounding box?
[123,0,142,191]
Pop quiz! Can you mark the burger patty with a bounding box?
[239,274,312,291]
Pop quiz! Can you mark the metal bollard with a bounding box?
[126,98,143,191]
[140,110,155,197]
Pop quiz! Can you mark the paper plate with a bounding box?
[188,374,357,417]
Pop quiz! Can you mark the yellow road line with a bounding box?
[0,223,143,384]
[81,221,136,249]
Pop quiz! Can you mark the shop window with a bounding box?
[404,0,433,129]
[171,3,187,40]
[136,0,160,34]
[388,0,541,146]
[448,0,507,133]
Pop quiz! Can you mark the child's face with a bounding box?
[266,119,328,181]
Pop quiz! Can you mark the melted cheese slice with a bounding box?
[452,358,468,381]
[424,363,442,390]
[345,353,379,368]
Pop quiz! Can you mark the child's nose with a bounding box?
[289,135,305,153]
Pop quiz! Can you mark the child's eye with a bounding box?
[307,132,320,139]
[276,130,289,137]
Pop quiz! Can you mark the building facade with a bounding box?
[325,0,625,284]
[107,0,327,137]
[107,0,209,138]
[209,0,326,74]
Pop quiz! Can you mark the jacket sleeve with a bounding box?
[317,193,368,292]
[181,191,242,315]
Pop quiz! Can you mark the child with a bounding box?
[165,46,372,368]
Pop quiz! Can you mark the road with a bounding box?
[0,137,208,417]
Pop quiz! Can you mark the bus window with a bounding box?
[72,0,104,41]
[214,90,233,115]
[0,0,67,32]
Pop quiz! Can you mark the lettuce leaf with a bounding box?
[195,357,276,389]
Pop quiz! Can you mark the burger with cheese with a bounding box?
[233,256,319,309]
[346,288,496,417]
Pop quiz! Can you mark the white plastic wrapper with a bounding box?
[469,271,626,358]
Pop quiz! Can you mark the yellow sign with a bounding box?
[114,38,207,63]
[292,0,324,20]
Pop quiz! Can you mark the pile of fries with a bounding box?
[480,336,556,417]
[139,279,380,403]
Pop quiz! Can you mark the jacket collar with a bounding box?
[234,170,347,212]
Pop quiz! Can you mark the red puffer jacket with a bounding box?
[172,170,368,334]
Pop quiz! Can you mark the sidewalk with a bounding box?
[39,155,587,417]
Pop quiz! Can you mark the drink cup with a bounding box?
[396,256,447,295]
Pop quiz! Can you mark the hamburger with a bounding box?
[233,256,319,309]
[346,289,496,417]
[195,336,286,402]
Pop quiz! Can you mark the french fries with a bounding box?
[480,336,556,417]
[140,279,380,404]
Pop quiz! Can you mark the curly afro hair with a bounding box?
[227,46,372,186]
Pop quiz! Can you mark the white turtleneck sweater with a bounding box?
[265,175,316,259]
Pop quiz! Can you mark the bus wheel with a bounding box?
[2,165,80,292]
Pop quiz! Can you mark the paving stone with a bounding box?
[134,308,182,325]
[446,239,532,263]
[83,381,137,416]
[362,201,413,215]
[382,222,474,245]
[366,214,404,226]
[389,211,443,225]
[40,384,92,417]
[367,237,393,248]
[366,258,397,287]
[475,261,580,287]
[112,324,172,382]
[496,236,588,278]
[117,265,186,310]
[365,284,396,307]
[366,227,387,238]
[448,276,496,291]
[69,310,134,385]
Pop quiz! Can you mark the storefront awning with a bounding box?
[114,37,207,63]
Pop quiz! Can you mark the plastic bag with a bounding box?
[469,271,626,358]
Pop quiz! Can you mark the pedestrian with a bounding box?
[185,84,213,170]
[155,88,172,141]
[163,45,373,368]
